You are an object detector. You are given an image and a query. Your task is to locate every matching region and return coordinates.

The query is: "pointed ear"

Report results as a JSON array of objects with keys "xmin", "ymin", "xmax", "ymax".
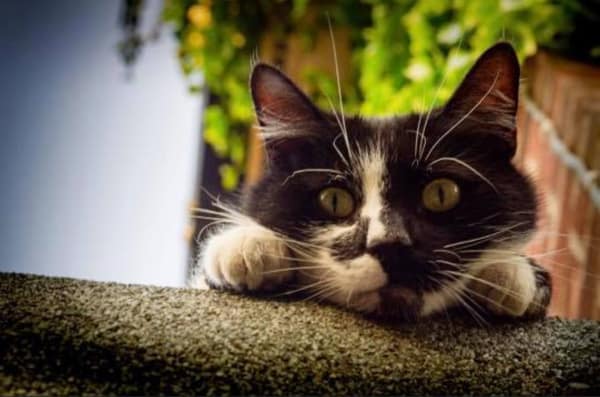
[
  {"xmin": 250, "ymin": 63, "xmax": 324, "ymax": 127},
  {"xmin": 443, "ymin": 42, "xmax": 520, "ymax": 156},
  {"xmin": 250, "ymin": 64, "xmax": 329, "ymax": 170}
]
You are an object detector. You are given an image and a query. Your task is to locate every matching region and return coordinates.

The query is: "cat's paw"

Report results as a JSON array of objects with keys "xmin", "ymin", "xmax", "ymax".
[
  {"xmin": 468, "ymin": 256, "xmax": 539, "ymax": 317},
  {"xmin": 198, "ymin": 225, "xmax": 294, "ymax": 291}
]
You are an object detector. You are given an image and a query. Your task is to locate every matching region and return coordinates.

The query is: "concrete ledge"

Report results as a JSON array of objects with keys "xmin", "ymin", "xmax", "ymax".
[{"xmin": 1, "ymin": 272, "xmax": 598, "ymax": 395}]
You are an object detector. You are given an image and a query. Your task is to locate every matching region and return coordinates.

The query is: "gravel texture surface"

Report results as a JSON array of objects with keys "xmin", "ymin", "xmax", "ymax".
[{"xmin": 1, "ymin": 272, "xmax": 599, "ymax": 395}]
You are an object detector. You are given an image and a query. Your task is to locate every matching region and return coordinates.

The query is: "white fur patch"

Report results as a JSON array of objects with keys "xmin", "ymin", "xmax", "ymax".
[
  {"xmin": 468, "ymin": 252, "xmax": 537, "ymax": 317},
  {"xmin": 421, "ymin": 242, "xmax": 536, "ymax": 317},
  {"xmin": 296, "ymin": 250, "xmax": 387, "ymax": 313},
  {"xmin": 421, "ymin": 278, "xmax": 467, "ymax": 316},
  {"xmin": 194, "ymin": 223, "xmax": 294, "ymax": 291},
  {"xmin": 315, "ymin": 223, "xmax": 357, "ymax": 242},
  {"xmin": 357, "ymin": 149, "xmax": 387, "ymax": 247}
]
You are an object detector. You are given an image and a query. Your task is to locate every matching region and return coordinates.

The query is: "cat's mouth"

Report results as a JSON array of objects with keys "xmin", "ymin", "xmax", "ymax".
[
  {"xmin": 320, "ymin": 252, "xmax": 444, "ymax": 318},
  {"xmin": 372, "ymin": 285, "xmax": 423, "ymax": 320},
  {"xmin": 373, "ymin": 251, "xmax": 441, "ymax": 291}
]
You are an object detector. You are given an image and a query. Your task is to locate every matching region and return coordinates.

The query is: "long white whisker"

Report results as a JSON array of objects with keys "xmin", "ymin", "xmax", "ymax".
[
  {"xmin": 430, "ymin": 276, "xmax": 487, "ymax": 326},
  {"xmin": 282, "ymin": 168, "xmax": 345, "ymax": 186},
  {"xmin": 197, "ymin": 220, "xmax": 231, "ymax": 241},
  {"xmin": 197, "ymin": 205, "xmax": 337, "ymax": 257},
  {"xmin": 444, "ymin": 222, "xmax": 528, "ymax": 248},
  {"xmin": 327, "ymin": 15, "xmax": 352, "ymax": 163},
  {"xmin": 424, "ymin": 72, "xmax": 500, "ymax": 161},
  {"xmin": 274, "ymin": 278, "xmax": 335, "ymax": 297},
  {"xmin": 440, "ymin": 269, "xmax": 544, "ymax": 306},
  {"xmin": 302, "ymin": 284, "xmax": 340, "ymax": 303},
  {"xmin": 260, "ymin": 264, "xmax": 330, "ymax": 274},
  {"xmin": 412, "ymin": 95, "xmax": 426, "ymax": 166},
  {"xmin": 189, "ymin": 215, "xmax": 233, "ymax": 222},
  {"xmin": 419, "ymin": 64, "xmax": 450, "ymax": 161},
  {"xmin": 192, "ymin": 207, "xmax": 240, "ymax": 221},
  {"xmin": 427, "ymin": 157, "xmax": 498, "ymax": 192},
  {"xmin": 433, "ymin": 248, "xmax": 462, "ymax": 261},
  {"xmin": 325, "ymin": 96, "xmax": 351, "ymax": 167},
  {"xmin": 453, "ymin": 289, "xmax": 489, "ymax": 327},
  {"xmin": 541, "ymin": 258, "xmax": 600, "ymax": 281}
]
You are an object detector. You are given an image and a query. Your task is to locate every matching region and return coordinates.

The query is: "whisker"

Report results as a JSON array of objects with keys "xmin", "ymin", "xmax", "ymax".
[
  {"xmin": 332, "ymin": 132, "xmax": 351, "ymax": 167},
  {"xmin": 433, "ymin": 248, "xmax": 463, "ymax": 261},
  {"xmin": 327, "ymin": 15, "xmax": 353, "ymax": 164},
  {"xmin": 191, "ymin": 207, "xmax": 240, "ymax": 221},
  {"xmin": 440, "ymin": 269, "xmax": 546, "ymax": 307},
  {"xmin": 325, "ymin": 96, "xmax": 351, "ymax": 167},
  {"xmin": 260, "ymin": 264, "xmax": 330, "ymax": 274},
  {"xmin": 189, "ymin": 215, "xmax": 233, "ymax": 222},
  {"xmin": 424, "ymin": 71, "xmax": 500, "ymax": 161},
  {"xmin": 463, "ymin": 284, "xmax": 547, "ymax": 313},
  {"xmin": 195, "ymin": 204, "xmax": 338, "ymax": 260},
  {"xmin": 419, "ymin": 62, "xmax": 450, "ymax": 161},
  {"xmin": 431, "ymin": 276, "xmax": 488, "ymax": 326},
  {"xmin": 302, "ymin": 284, "xmax": 340, "ymax": 303},
  {"xmin": 427, "ymin": 157, "xmax": 498, "ymax": 193},
  {"xmin": 541, "ymin": 258, "xmax": 600, "ymax": 281},
  {"xmin": 198, "ymin": 185, "xmax": 221, "ymax": 204},
  {"xmin": 273, "ymin": 278, "xmax": 335, "ymax": 297},
  {"xmin": 412, "ymin": 95, "xmax": 426, "ymax": 166},
  {"xmin": 458, "ymin": 247, "xmax": 569, "ymax": 260},
  {"xmin": 444, "ymin": 222, "xmax": 528, "ymax": 249},
  {"xmin": 282, "ymin": 168, "xmax": 345, "ymax": 186},
  {"xmin": 197, "ymin": 219, "xmax": 231, "ymax": 241},
  {"xmin": 529, "ymin": 231, "xmax": 600, "ymax": 243}
]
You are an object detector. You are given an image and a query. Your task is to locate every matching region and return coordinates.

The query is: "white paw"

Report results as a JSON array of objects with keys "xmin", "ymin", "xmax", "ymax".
[
  {"xmin": 198, "ymin": 225, "xmax": 294, "ymax": 291},
  {"xmin": 468, "ymin": 256, "xmax": 537, "ymax": 317}
]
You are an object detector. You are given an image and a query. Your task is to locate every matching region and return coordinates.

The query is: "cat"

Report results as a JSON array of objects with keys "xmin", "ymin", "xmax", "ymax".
[{"xmin": 191, "ymin": 42, "xmax": 552, "ymax": 321}]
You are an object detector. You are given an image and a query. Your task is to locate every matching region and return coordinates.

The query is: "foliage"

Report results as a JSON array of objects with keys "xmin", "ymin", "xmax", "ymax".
[{"xmin": 162, "ymin": 0, "xmax": 595, "ymax": 190}]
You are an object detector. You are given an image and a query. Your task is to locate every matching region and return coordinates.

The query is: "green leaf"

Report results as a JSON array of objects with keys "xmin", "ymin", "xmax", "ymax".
[
  {"xmin": 219, "ymin": 164, "xmax": 240, "ymax": 191},
  {"xmin": 162, "ymin": 0, "xmax": 594, "ymax": 190}
]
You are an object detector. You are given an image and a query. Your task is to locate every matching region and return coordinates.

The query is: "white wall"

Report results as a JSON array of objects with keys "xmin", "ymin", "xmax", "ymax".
[{"xmin": 0, "ymin": 0, "xmax": 203, "ymax": 287}]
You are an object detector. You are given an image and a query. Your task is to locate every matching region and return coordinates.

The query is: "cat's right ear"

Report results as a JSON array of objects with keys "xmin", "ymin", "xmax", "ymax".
[
  {"xmin": 250, "ymin": 63, "xmax": 325, "ymax": 128},
  {"xmin": 250, "ymin": 64, "xmax": 327, "ymax": 169}
]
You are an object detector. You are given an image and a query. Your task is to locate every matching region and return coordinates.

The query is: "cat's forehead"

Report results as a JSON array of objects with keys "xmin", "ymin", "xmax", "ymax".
[{"xmin": 340, "ymin": 113, "xmax": 434, "ymax": 163}]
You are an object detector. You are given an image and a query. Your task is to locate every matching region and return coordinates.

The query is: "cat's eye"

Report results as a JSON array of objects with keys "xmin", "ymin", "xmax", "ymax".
[
  {"xmin": 318, "ymin": 187, "xmax": 355, "ymax": 218},
  {"xmin": 422, "ymin": 178, "xmax": 460, "ymax": 212}
]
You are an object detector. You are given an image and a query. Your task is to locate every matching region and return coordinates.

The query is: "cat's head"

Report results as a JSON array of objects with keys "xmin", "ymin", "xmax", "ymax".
[{"xmin": 244, "ymin": 43, "xmax": 537, "ymax": 319}]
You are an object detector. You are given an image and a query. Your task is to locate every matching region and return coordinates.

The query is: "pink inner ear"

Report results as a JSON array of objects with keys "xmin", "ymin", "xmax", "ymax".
[
  {"xmin": 255, "ymin": 78, "xmax": 304, "ymax": 121},
  {"xmin": 251, "ymin": 64, "xmax": 320, "ymax": 125},
  {"xmin": 447, "ymin": 43, "xmax": 520, "ymax": 115},
  {"xmin": 471, "ymin": 58, "xmax": 518, "ymax": 110}
]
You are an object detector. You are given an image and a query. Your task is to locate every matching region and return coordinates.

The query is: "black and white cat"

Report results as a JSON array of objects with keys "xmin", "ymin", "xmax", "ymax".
[{"xmin": 192, "ymin": 43, "xmax": 551, "ymax": 321}]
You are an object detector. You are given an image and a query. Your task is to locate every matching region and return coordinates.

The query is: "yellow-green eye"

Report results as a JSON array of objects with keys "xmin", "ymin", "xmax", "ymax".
[
  {"xmin": 318, "ymin": 187, "xmax": 355, "ymax": 218},
  {"xmin": 422, "ymin": 178, "xmax": 460, "ymax": 212}
]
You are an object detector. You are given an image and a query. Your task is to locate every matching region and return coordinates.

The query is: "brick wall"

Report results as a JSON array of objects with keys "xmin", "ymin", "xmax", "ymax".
[{"xmin": 517, "ymin": 50, "xmax": 600, "ymax": 320}]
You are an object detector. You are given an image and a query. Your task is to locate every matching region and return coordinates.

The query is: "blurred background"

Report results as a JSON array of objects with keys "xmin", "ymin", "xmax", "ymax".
[{"xmin": 0, "ymin": 0, "xmax": 598, "ymax": 318}]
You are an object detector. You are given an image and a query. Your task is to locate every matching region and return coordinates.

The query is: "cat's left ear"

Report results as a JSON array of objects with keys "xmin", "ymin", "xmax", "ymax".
[{"xmin": 443, "ymin": 42, "xmax": 520, "ymax": 157}]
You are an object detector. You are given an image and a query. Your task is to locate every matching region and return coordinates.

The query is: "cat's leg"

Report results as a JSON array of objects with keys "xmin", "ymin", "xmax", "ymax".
[
  {"xmin": 191, "ymin": 224, "xmax": 295, "ymax": 292},
  {"xmin": 467, "ymin": 256, "xmax": 552, "ymax": 318}
]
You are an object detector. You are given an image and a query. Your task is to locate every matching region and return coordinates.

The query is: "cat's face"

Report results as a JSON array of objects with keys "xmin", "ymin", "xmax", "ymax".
[{"xmin": 244, "ymin": 43, "xmax": 537, "ymax": 319}]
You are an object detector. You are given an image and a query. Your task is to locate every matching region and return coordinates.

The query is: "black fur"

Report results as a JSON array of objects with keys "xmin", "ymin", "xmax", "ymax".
[{"xmin": 238, "ymin": 43, "xmax": 551, "ymax": 318}]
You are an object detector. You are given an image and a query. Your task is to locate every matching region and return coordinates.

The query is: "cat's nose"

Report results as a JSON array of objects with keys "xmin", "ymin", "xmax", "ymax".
[
  {"xmin": 365, "ymin": 211, "xmax": 412, "ymax": 250},
  {"xmin": 366, "ymin": 239, "xmax": 418, "ymax": 285},
  {"xmin": 366, "ymin": 236, "xmax": 420, "ymax": 286},
  {"xmin": 366, "ymin": 228, "xmax": 412, "ymax": 252},
  {"xmin": 366, "ymin": 232, "xmax": 412, "ymax": 254},
  {"xmin": 365, "ymin": 217, "xmax": 413, "ymax": 266}
]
